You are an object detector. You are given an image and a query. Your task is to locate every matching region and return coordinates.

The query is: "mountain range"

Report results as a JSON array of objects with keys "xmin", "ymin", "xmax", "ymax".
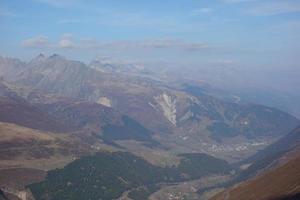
[
  {"xmin": 1, "ymin": 55, "xmax": 298, "ymax": 157},
  {"xmin": 0, "ymin": 54, "xmax": 299, "ymax": 200}
]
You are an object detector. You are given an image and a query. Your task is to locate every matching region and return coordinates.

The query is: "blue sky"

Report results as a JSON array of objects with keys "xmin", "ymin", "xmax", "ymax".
[{"xmin": 0, "ymin": 0, "xmax": 300, "ymax": 69}]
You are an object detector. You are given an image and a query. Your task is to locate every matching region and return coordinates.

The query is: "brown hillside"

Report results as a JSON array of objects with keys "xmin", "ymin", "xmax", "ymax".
[
  {"xmin": 211, "ymin": 153, "xmax": 300, "ymax": 200},
  {"xmin": 0, "ymin": 122, "xmax": 88, "ymax": 170},
  {"xmin": 0, "ymin": 82, "xmax": 69, "ymax": 133}
]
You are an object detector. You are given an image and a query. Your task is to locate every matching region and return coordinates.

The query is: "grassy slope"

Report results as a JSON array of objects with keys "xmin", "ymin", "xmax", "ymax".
[
  {"xmin": 0, "ymin": 122, "xmax": 88, "ymax": 171},
  {"xmin": 211, "ymin": 153, "xmax": 300, "ymax": 200},
  {"xmin": 234, "ymin": 126, "xmax": 300, "ymax": 182}
]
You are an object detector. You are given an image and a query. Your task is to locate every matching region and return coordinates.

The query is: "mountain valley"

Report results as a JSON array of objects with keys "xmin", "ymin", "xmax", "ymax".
[{"xmin": 0, "ymin": 55, "xmax": 299, "ymax": 200}]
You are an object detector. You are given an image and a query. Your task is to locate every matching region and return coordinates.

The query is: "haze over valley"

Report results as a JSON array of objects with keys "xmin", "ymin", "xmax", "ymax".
[{"xmin": 0, "ymin": 0, "xmax": 300, "ymax": 200}]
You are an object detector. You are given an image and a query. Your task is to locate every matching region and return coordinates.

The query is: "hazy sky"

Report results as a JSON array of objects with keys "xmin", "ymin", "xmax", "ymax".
[{"xmin": 0, "ymin": 0, "xmax": 300, "ymax": 69}]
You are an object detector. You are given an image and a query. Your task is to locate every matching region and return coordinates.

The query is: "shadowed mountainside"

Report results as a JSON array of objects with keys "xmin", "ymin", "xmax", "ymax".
[
  {"xmin": 0, "ymin": 81, "xmax": 69, "ymax": 133},
  {"xmin": 28, "ymin": 152, "xmax": 231, "ymax": 200}
]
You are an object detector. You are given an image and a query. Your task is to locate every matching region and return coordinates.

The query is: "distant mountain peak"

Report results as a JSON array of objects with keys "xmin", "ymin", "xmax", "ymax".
[
  {"xmin": 37, "ymin": 53, "xmax": 45, "ymax": 58},
  {"xmin": 30, "ymin": 53, "xmax": 46, "ymax": 63},
  {"xmin": 48, "ymin": 53, "xmax": 64, "ymax": 60}
]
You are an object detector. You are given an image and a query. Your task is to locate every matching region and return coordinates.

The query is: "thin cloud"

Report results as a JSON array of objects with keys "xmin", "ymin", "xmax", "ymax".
[
  {"xmin": 61, "ymin": 33, "xmax": 73, "ymax": 39},
  {"xmin": 191, "ymin": 8, "xmax": 215, "ymax": 16},
  {"xmin": 21, "ymin": 34, "xmax": 75, "ymax": 49},
  {"xmin": 97, "ymin": 13, "xmax": 178, "ymax": 30},
  {"xmin": 247, "ymin": 1, "xmax": 300, "ymax": 16},
  {"xmin": 222, "ymin": 0, "xmax": 300, "ymax": 16},
  {"xmin": 0, "ymin": 9, "xmax": 16, "ymax": 17},
  {"xmin": 80, "ymin": 39, "xmax": 211, "ymax": 52},
  {"xmin": 222, "ymin": 0, "xmax": 257, "ymax": 3},
  {"xmin": 57, "ymin": 39, "xmax": 74, "ymax": 49},
  {"xmin": 21, "ymin": 36, "xmax": 49, "ymax": 48},
  {"xmin": 21, "ymin": 35, "xmax": 212, "ymax": 52},
  {"xmin": 57, "ymin": 33, "xmax": 75, "ymax": 48},
  {"xmin": 32, "ymin": 0, "xmax": 81, "ymax": 7},
  {"xmin": 215, "ymin": 59, "xmax": 236, "ymax": 65},
  {"xmin": 57, "ymin": 19, "xmax": 87, "ymax": 24}
]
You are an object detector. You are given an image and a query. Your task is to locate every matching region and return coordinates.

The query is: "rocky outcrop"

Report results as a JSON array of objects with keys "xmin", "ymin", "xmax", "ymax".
[
  {"xmin": 97, "ymin": 97, "xmax": 112, "ymax": 107},
  {"xmin": 154, "ymin": 93, "xmax": 177, "ymax": 125}
]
